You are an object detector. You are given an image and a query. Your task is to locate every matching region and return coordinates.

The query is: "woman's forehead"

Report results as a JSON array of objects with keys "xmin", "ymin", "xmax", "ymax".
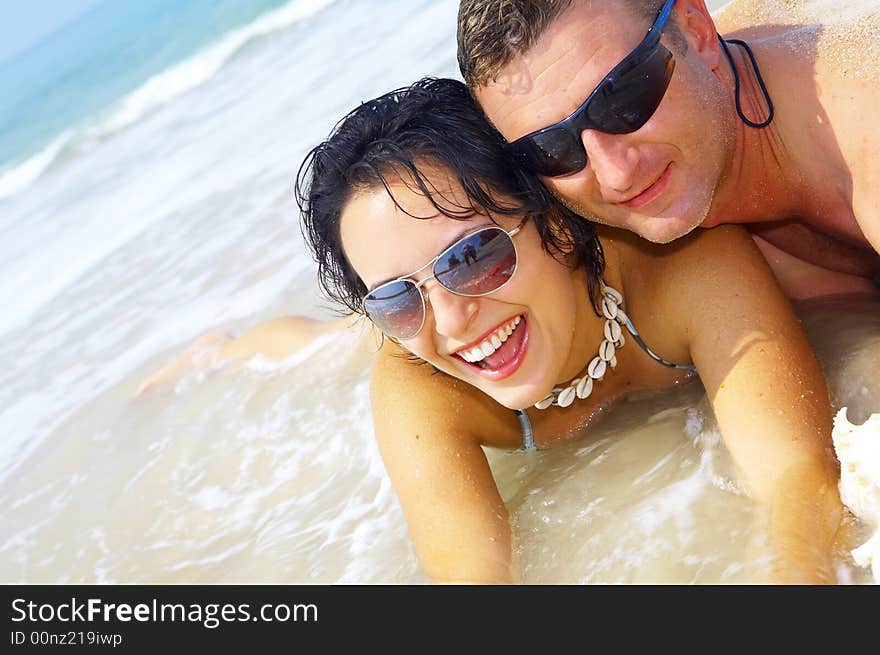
[
  {"xmin": 339, "ymin": 182, "xmax": 494, "ymax": 287},
  {"xmin": 384, "ymin": 163, "xmax": 473, "ymax": 213}
]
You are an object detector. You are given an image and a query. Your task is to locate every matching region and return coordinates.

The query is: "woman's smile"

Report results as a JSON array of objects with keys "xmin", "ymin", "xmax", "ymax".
[
  {"xmin": 341, "ymin": 183, "xmax": 586, "ymax": 408},
  {"xmin": 450, "ymin": 313, "xmax": 530, "ymax": 381}
]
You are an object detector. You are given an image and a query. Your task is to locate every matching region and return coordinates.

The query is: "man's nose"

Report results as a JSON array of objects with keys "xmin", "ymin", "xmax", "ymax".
[
  {"xmin": 423, "ymin": 281, "xmax": 479, "ymax": 337},
  {"xmin": 581, "ymin": 129, "xmax": 640, "ymax": 197}
]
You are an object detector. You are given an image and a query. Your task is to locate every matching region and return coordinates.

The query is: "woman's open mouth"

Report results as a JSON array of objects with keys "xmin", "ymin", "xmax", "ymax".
[{"xmin": 452, "ymin": 314, "xmax": 529, "ymax": 381}]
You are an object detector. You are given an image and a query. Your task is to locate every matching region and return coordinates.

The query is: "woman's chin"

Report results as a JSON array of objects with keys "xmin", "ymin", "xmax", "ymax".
[{"xmin": 479, "ymin": 384, "xmax": 548, "ymax": 412}]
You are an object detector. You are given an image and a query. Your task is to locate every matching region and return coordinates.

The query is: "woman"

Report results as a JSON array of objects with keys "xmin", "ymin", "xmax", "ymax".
[
  {"xmin": 139, "ymin": 76, "xmax": 847, "ymax": 583},
  {"xmin": 293, "ymin": 77, "xmax": 843, "ymax": 584}
]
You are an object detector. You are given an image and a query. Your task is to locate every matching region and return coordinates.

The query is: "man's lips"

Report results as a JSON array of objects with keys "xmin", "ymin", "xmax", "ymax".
[{"xmin": 621, "ymin": 163, "xmax": 672, "ymax": 209}]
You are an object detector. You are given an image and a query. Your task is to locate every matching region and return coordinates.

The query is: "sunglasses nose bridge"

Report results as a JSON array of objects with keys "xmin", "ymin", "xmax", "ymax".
[{"xmin": 413, "ymin": 272, "xmax": 437, "ymax": 291}]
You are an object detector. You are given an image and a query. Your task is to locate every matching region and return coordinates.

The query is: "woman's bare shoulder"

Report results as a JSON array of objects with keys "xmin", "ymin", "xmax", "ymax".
[
  {"xmin": 370, "ymin": 343, "xmax": 524, "ymax": 450},
  {"xmin": 605, "ymin": 224, "xmax": 757, "ymax": 292}
]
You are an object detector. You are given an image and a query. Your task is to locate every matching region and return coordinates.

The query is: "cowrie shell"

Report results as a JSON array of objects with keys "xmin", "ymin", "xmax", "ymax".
[
  {"xmin": 602, "ymin": 297, "xmax": 618, "ymax": 320},
  {"xmin": 557, "ymin": 386, "xmax": 576, "ymax": 408},
  {"xmin": 535, "ymin": 394, "xmax": 555, "ymax": 410},
  {"xmin": 576, "ymin": 376, "xmax": 593, "ymax": 399},
  {"xmin": 588, "ymin": 356, "xmax": 606, "ymax": 380},
  {"xmin": 533, "ymin": 285, "xmax": 630, "ymax": 410},
  {"xmin": 604, "ymin": 319, "xmax": 621, "ymax": 343},
  {"xmin": 604, "ymin": 286, "xmax": 623, "ymax": 304}
]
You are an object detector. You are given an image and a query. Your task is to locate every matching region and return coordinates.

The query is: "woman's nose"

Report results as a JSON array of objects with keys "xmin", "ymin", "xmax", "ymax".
[{"xmin": 423, "ymin": 282, "xmax": 479, "ymax": 338}]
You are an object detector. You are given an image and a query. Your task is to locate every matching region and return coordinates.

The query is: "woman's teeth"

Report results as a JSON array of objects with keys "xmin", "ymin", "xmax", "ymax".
[{"xmin": 459, "ymin": 316, "xmax": 521, "ymax": 364}]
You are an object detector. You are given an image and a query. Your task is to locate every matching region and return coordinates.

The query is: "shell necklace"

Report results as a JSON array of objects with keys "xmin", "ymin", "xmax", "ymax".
[{"xmin": 533, "ymin": 282, "xmax": 627, "ymax": 410}]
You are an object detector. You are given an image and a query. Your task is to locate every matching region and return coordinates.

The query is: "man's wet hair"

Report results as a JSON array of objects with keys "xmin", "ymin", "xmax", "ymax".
[
  {"xmin": 295, "ymin": 76, "xmax": 604, "ymax": 316},
  {"xmin": 457, "ymin": 0, "xmax": 686, "ymax": 88}
]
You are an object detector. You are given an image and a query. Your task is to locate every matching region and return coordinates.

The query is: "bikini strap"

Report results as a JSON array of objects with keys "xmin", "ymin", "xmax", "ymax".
[
  {"xmin": 513, "ymin": 280, "xmax": 694, "ymax": 451},
  {"xmin": 622, "ymin": 316, "xmax": 697, "ymax": 372},
  {"xmin": 515, "ymin": 408, "xmax": 536, "ymax": 452},
  {"xmin": 600, "ymin": 275, "xmax": 696, "ymax": 372}
]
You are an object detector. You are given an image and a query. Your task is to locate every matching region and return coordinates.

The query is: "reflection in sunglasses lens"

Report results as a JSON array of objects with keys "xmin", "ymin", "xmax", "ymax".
[
  {"xmin": 363, "ymin": 228, "xmax": 518, "ymax": 339},
  {"xmin": 530, "ymin": 131, "xmax": 586, "ymax": 176},
  {"xmin": 438, "ymin": 229, "xmax": 516, "ymax": 295},
  {"xmin": 364, "ymin": 280, "xmax": 424, "ymax": 339}
]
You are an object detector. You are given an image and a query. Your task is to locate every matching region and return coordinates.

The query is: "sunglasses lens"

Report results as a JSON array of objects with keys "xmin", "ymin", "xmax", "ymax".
[
  {"xmin": 363, "ymin": 280, "xmax": 424, "ymax": 339},
  {"xmin": 435, "ymin": 228, "xmax": 517, "ymax": 296},
  {"xmin": 588, "ymin": 45, "xmax": 674, "ymax": 134},
  {"xmin": 511, "ymin": 129, "xmax": 587, "ymax": 177},
  {"xmin": 511, "ymin": 45, "xmax": 674, "ymax": 177}
]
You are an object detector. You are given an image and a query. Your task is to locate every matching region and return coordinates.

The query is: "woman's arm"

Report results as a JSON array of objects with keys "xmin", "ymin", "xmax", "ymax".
[
  {"xmin": 650, "ymin": 225, "xmax": 844, "ymax": 583},
  {"xmin": 370, "ymin": 343, "xmax": 519, "ymax": 583}
]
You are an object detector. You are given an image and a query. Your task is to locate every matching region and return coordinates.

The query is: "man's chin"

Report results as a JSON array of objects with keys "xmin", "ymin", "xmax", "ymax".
[
  {"xmin": 636, "ymin": 220, "xmax": 698, "ymax": 244},
  {"xmin": 628, "ymin": 206, "xmax": 711, "ymax": 244},
  {"xmin": 552, "ymin": 194, "xmax": 699, "ymax": 244}
]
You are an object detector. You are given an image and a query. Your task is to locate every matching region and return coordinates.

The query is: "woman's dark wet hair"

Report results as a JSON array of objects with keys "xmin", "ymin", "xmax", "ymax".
[{"xmin": 295, "ymin": 76, "xmax": 604, "ymax": 317}]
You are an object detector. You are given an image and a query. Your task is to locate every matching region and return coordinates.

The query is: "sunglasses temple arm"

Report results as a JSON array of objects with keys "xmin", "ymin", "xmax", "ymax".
[{"xmin": 645, "ymin": 0, "xmax": 676, "ymax": 47}]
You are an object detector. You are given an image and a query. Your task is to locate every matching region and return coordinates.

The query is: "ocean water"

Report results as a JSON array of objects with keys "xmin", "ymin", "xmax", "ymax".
[{"xmin": 0, "ymin": 0, "xmax": 876, "ymax": 584}]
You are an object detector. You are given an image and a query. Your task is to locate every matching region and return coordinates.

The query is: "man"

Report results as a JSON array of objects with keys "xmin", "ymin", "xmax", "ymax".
[{"xmin": 458, "ymin": 0, "xmax": 880, "ymax": 299}]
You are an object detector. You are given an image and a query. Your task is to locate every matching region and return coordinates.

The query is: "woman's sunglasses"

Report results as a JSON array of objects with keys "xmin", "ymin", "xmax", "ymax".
[
  {"xmin": 508, "ymin": 0, "xmax": 677, "ymax": 178},
  {"xmin": 362, "ymin": 220, "xmax": 525, "ymax": 340}
]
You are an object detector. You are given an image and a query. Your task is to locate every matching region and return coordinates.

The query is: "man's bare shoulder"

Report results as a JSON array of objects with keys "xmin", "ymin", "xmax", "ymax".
[
  {"xmin": 712, "ymin": 0, "xmax": 880, "ymax": 60},
  {"xmin": 713, "ymin": 0, "xmax": 802, "ymax": 34},
  {"xmin": 713, "ymin": 0, "xmax": 876, "ymax": 34},
  {"xmin": 715, "ymin": 0, "xmax": 880, "ymax": 76}
]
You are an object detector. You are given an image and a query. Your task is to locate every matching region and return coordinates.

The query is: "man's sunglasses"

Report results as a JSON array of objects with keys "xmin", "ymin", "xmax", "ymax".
[
  {"xmin": 508, "ymin": 0, "xmax": 676, "ymax": 178},
  {"xmin": 362, "ymin": 220, "xmax": 525, "ymax": 340}
]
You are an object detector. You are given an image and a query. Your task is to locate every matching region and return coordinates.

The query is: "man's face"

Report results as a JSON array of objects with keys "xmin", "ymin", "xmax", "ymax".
[{"xmin": 475, "ymin": 1, "xmax": 732, "ymax": 243}]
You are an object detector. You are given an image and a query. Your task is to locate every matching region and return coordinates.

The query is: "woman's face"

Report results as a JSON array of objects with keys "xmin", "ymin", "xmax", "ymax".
[{"xmin": 339, "ymin": 168, "xmax": 594, "ymax": 409}]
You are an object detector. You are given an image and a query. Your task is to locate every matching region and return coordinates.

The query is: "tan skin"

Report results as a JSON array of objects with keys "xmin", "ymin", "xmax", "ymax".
[
  {"xmin": 131, "ymin": 0, "xmax": 877, "ymax": 583},
  {"xmin": 473, "ymin": 0, "xmax": 880, "ymax": 291},
  {"xmin": 341, "ymin": 172, "xmax": 842, "ymax": 585},
  {"xmin": 136, "ymin": 315, "xmax": 357, "ymax": 394},
  {"xmin": 136, "ymin": 170, "xmax": 847, "ymax": 583}
]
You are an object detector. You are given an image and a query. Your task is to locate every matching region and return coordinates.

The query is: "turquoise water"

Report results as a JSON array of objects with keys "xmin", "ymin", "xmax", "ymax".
[{"xmin": 0, "ymin": 0, "xmax": 289, "ymax": 171}]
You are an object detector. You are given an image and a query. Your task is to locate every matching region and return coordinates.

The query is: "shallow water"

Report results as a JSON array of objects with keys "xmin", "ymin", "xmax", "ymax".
[
  {"xmin": 0, "ymin": 0, "xmax": 877, "ymax": 584},
  {"xmin": 1, "ymin": 298, "xmax": 877, "ymax": 584}
]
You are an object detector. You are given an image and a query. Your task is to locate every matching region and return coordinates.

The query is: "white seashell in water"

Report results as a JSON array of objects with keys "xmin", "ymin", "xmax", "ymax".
[
  {"xmin": 604, "ymin": 286, "xmax": 623, "ymax": 304},
  {"xmin": 557, "ymin": 386, "xmax": 576, "ymax": 407},
  {"xmin": 576, "ymin": 376, "xmax": 593, "ymax": 399},
  {"xmin": 604, "ymin": 319, "xmax": 621, "ymax": 343},
  {"xmin": 535, "ymin": 394, "xmax": 555, "ymax": 410},
  {"xmin": 832, "ymin": 407, "xmax": 880, "ymax": 583},
  {"xmin": 601, "ymin": 297, "xmax": 618, "ymax": 320},
  {"xmin": 588, "ymin": 356, "xmax": 606, "ymax": 380},
  {"xmin": 599, "ymin": 340, "xmax": 615, "ymax": 362}
]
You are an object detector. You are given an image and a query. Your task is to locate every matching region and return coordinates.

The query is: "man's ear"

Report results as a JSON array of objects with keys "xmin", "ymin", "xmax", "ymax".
[{"xmin": 673, "ymin": 0, "xmax": 723, "ymax": 71}]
